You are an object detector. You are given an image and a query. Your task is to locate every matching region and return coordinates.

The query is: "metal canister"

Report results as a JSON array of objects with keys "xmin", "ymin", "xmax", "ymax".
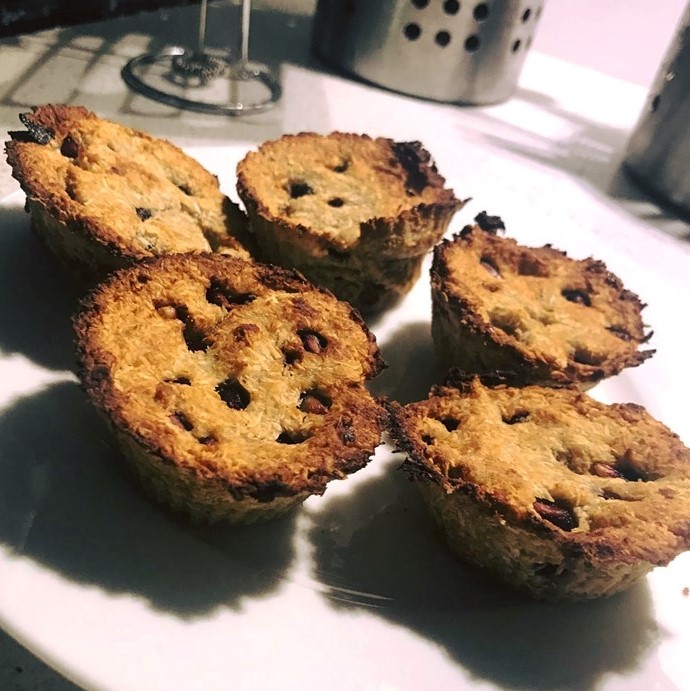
[
  {"xmin": 624, "ymin": 4, "xmax": 690, "ymax": 216},
  {"xmin": 312, "ymin": 0, "xmax": 545, "ymax": 105}
]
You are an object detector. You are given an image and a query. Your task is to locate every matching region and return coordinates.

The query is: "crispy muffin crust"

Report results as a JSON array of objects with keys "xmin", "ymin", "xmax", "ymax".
[
  {"xmin": 387, "ymin": 377, "xmax": 690, "ymax": 600},
  {"xmin": 74, "ymin": 254, "xmax": 387, "ymax": 524},
  {"xmin": 431, "ymin": 214, "xmax": 654, "ymax": 387},
  {"xmin": 236, "ymin": 132, "xmax": 465, "ymax": 313},
  {"xmin": 5, "ymin": 105, "xmax": 251, "ymax": 284}
]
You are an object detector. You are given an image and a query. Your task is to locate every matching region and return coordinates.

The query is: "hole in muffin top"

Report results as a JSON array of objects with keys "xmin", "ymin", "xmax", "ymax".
[
  {"xmin": 533, "ymin": 498, "xmax": 577, "ymax": 531},
  {"xmin": 276, "ymin": 430, "xmax": 310, "ymax": 444},
  {"xmin": 572, "ymin": 347, "xmax": 606, "ymax": 366},
  {"xmin": 215, "ymin": 378, "xmax": 251, "ymax": 410},
  {"xmin": 502, "ymin": 411, "xmax": 530, "ymax": 424},
  {"xmin": 437, "ymin": 417, "xmax": 460, "ymax": 432},
  {"xmin": 206, "ymin": 278, "xmax": 256, "ymax": 310},
  {"xmin": 288, "ymin": 180, "xmax": 314, "ymax": 199},
  {"xmin": 298, "ymin": 329, "xmax": 328, "ymax": 353},
  {"xmin": 562, "ymin": 288, "xmax": 592, "ymax": 306},
  {"xmin": 170, "ymin": 411, "xmax": 194, "ymax": 431},
  {"xmin": 299, "ymin": 390, "xmax": 332, "ymax": 414},
  {"xmin": 480, "ymin": 256, "xmax": 501, "ymax": 278}
]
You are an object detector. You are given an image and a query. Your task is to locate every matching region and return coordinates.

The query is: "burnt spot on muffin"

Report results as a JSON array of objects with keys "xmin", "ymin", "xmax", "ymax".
[
  {"xmin": 136, "ymin": 207, "xmax": 152, "ymax": 221},
  {"xmin": 215, "ymin": 378, "xmax": 251, "ymax": 410},
  {"xmin": 18, "ymin": 112, "xmax": 54, "ymax": 145},
  {"xmin": 327, "ymin": 197, "xmax": 345, "ymax": 208},
  {"xmin": 391, "ymin": 140, "xmax": 431, "ymax": 194},
  {"xmin": 606, "ymin": 325, "xmax": 632, "ymax": 341},
  {"xmin": 336, "ymin": 415, "xmax": 356, "ymax": 444},
  {"xmin": 232, "ymin": 323, "xmax": 260, "ymax": 346},
  {"xmin": 571, "ymin": 346, "xmax": 606, "ymax": 366},
  {"xmin": 475, "ymin": 211, "xmax": 505, "ymax": 233},
  {"xmin": 332, "ymin": 159, "xmax": 349, "ymax": 173},
  {"xmin": 60, "ymin": 135, "xmax": 79, "ymax": 158}
]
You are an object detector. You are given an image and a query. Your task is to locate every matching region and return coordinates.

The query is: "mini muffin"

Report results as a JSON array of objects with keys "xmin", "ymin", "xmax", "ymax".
[
  {"xmin": 74, "ymin": 254, "xmax": 387, "ymax": 524},
  {"xmin": 5, "ymin": 105, "xmax": 251, "ymax": 285},
  {"xmin": 431, "ymin": 213, "xmax": 654, "ymax": 387},
  {"xmin": 236, "ymin": 132, "xmax": 465, "ymax": 313},
  {"xmin": 387, "ymin": 376, "xmax": 690, "ymax": 600}
]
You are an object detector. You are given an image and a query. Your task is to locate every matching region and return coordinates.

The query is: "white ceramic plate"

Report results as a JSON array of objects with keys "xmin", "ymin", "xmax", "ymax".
[{"xmin": 1, "ymin": 142, "xmax": 689, "ymax": 691}]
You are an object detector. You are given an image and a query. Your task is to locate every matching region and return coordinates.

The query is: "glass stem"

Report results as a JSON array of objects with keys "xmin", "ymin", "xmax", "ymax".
[
  {"xmin": 197, "ymin": 0, "xmax": 208, "ymax": 54},
  {"xmin": 240, "ymin": 0, "xmax": 251, "ymax": 68}
]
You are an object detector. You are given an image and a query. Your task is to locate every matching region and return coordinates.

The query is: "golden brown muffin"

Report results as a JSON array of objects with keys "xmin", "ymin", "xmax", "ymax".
[
  {"xmin": 430, "ymin": 212, "xmax": 654, "ymax": 387},
  {"xmin": 236, "ymin": 132, "xmax": 465, "ymax": 313},
  {"xmin": 74, "ymin": 254, "xmax": 387, "ymax": 524},
  {"xmin": 5, "ymin": 105, "xmax": 251, "ymax": 285},
  {"xmin": 387, "ymin": 376, "xmax": 690, "ymax": 600}
]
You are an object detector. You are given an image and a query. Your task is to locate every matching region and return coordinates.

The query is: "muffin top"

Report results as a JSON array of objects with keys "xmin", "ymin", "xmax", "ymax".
[
  {"xmin": 431, "ymin": 214, "xmax": 654, "ymax": 386},
  {"xmin": 5, "ymin": 104, "xmax": 250, "ymax": 262},
  {"xmin": 236, "ymin": 132, "xmax": 463, "ymax": 252},
  {"xmin": 74, "ymin": 254, "xmax": 387, "ymax": 502},
  {"xmin": 388, "ymin": 376, "xmax": 690, "ymax": 566}
]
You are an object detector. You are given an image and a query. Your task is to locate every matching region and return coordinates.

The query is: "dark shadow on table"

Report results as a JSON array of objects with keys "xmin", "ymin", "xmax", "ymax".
[
  {"xmin": 0, "ymin": 382, "xmax": 296, "ymax": 617},
  {"xmin": 0, "ymin": 200, "xmax": 80, "ymax": 371},
  {"xmin": 308, "ymin": 456, "xmax": 659, "ymax": 690}
]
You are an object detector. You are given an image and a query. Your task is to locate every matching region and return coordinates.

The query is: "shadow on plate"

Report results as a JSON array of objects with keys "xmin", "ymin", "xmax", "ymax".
[
  {"xmin": 0, "ymin": 382, "xmax": 296, "ymax": 617},
  {"xmin": 0, "ymin": 200, "xmax": 81, "ymax": 371},
  {"xmin": 308, "ymin": 455, "xmax": 659, "ymax": 690},
  {"xmin": 367, "ymin": 320, "xmax": 443, "ymax": 405}
]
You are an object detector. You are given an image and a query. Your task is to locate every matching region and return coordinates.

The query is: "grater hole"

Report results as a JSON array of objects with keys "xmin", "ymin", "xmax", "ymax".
[
  {"xmin": 522, "ymin": 8, "xmax": 532, "ymax": 22},
  {"xmin": 512, "ymin": 39, "xmax": 522, "ymax": 52},
  {"xmin": 435, "ymin": 31, "xmax": 451, "ymax": 47},
  {"xmin": 444, "ymin": 0, "xmax": 460, "ymax": 14},
  {"xmin": 411, "ymin": 0, "xmax": 429, "ymax": 7},
  {"xmin": 473, "ymin": 3, "xmax": 489, "ymax": 20},
  {"xmin": 404, "ymin": 23, "xmax": 422, "ymax": 40},
  {"xmin": 465, "ymin": 35, "xmax": 481, "ymax": 52},
  {"xmin": 650, "ymin": 95, "xmax": 661, "ymax": 112}
]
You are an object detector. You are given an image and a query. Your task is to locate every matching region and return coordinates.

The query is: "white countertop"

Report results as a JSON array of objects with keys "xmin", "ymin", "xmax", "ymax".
[{"xmin": 1, "ymin": 1, "xmax": 689, "ymax": 689}]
